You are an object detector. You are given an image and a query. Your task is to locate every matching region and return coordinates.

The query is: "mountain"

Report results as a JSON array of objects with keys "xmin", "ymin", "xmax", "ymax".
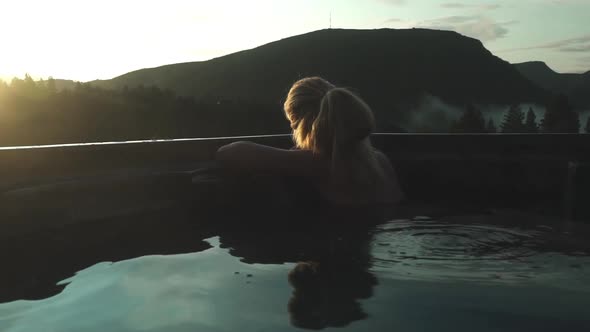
[
  {"xmin": 93, "ymin": 29, "xmax": 548, "ymax": 118},
  {"xmin": 514, "ymin": 61, "xmax": 590, "ymax": 109}
]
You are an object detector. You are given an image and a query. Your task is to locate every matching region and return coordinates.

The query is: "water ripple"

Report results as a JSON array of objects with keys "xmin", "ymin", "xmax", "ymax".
[{"xmin": 370, "ymin": 218, "xmax": 590, "ymax": 289}]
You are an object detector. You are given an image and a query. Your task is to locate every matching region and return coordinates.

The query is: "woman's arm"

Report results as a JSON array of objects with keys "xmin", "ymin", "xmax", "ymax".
[{"xmin": 216, "ymin": 141, "xmax": 328, "ymax": 177}]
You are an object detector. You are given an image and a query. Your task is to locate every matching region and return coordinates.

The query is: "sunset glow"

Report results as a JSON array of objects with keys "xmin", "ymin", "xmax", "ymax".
[{"xmin": 1, "ymin": 0, "xmax": 589, "ymax": 81}]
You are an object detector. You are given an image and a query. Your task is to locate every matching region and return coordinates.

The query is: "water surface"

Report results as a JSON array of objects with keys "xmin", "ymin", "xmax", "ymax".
[{"xmin": 1, "ymin": 210, "xmax": 589, "ymax": 331}]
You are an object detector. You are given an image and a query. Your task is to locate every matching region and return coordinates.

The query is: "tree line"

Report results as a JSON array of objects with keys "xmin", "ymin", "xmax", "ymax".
[
  {"xmin": 0, "ymin": 75, "xmax": 289, "ymax": 146},
  {"xmin": 451, "ymin": 94, "xmax": 587, "ymax": 134},
  {"xmin": 1, "ymin": 75, "xmax": 588, "ymax": 146}
]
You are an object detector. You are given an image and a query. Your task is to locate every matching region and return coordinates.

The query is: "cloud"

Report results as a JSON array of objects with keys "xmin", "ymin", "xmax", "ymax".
[
  {"xmin": 560, "ymin": 45, "xmax": 590, "ymax": 53},
  {"xmin": 390, "ymin": 15, "xmax": 516, "ymax": 42},
  {"xmin": 434, "ymin": 15, "xmax": 479, "ymax": 23},
  {"xmin": 574, "ymin": 56, "xmax": 590, "ymax": 72},
  {"xmin": 379, "ymin": 0, "xmax": 406, "ymax": 5},
  {"xmin": 440, "ymin": 3, "xmax": 501, "ymax": 10},
  {"xmin": 383, "ymin": 16, "xmax": 514, "ymax": 41},
  {"xmin": 497, "ymin": 34, "xmax": 590, "ymax": 53},
  {"xmin": 544, "ymin": 0, "xmax": 589, "ymax": 4}
]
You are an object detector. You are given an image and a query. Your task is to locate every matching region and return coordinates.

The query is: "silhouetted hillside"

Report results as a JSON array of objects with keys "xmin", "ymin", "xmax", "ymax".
[
  {"xmin": 0, "ymin": 79, "xmax": 288, "ymax": 146},
  {"xmin": 94, "ymin": 29, "xmax": 548, "ymax": 116},
  {"xmin": 570, "ymin": 76, "xmax": 590, "ymax": 109},
  {"xmin": 52, "ymin": 79, "xmax": 78, "ymax": 91},
  {"xmin": 514, "ymin": 61, "xmax": 590, "ymax": 109}
]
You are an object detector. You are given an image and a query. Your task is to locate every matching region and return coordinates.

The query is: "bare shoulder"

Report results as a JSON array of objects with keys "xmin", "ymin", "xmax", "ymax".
[{"xmin": 216, "ymin": 141, "xmax": 328, "ymax": 176}]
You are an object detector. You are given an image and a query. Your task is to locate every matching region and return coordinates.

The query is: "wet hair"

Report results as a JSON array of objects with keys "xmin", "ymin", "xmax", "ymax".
[{"xmin": 284, "ymin": 77, "xmax": 383, "ymax": 190}]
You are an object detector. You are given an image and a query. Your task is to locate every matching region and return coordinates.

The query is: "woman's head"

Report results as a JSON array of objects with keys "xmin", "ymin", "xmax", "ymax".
[{"xmin": 284, "ymin": 77, "xmax": 375, "ymax": 156}]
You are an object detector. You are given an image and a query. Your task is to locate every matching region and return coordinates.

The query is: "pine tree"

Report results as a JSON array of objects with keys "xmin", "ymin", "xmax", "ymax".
[
  {"xmin": 486, "ymin": 118, "xmax": 497, "ymax": 133},
  {"xmin": 46, "ymin": 77, "xmax": 57, "ymax": 95},
  {"xmin": 501, "ymin": 105, "xmax": 525, "ymax": 133},
  {"xmin": 541, "ymin": 94, "xmax": 579, "ymax": 133},
  {"xmin": 524, "ymin": 107, "xmax": 538, "ymax": 133},
  {"xmin": 0, "ymin": 79, "xmax": 8, "ymax": 95},
  {"xmin": 452, "ymin": 104, "xmax": 486, "ymax": 133}
]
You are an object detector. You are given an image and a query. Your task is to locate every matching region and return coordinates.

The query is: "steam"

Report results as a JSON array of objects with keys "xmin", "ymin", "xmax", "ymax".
[
  {"xmin": 397, "ymin": 95, "xmax": 590, "ymax": 132},
  {"xmin": 401, "ymin": 95, "xmax": 462, "ymax": 133}
]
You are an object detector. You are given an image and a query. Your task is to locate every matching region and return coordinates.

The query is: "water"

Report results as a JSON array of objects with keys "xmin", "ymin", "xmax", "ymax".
[
  {"xmin": 1, "ymin": 210, "xmax": 589, "ymax": 331},
  {"xmin": 371, "ymin": 217, "xmax": 590, "ymax": 288}
]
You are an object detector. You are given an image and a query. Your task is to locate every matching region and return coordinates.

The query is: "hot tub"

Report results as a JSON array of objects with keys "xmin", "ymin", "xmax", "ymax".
[{"xmin": 1, "ymin": 134, "xmax": 589, "ymax": 331}]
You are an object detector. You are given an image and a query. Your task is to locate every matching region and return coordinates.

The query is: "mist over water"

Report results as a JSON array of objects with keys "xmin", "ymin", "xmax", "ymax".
[
  {"xmin": 401, "ymin": 95, "xmax": 462, "ymax": 133},
  {"xmin": 579, "ymin": 111, "xmax": 590, "ymax": 132}
]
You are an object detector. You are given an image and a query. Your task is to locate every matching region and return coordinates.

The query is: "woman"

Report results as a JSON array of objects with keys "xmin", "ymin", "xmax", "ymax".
[{"xmin": 216, "ymin": 77, "xmax": 402, "ymax": 207}]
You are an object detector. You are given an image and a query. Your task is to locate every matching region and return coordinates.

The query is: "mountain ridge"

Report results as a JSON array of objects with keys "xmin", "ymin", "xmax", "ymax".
[
  {"xmin": 514, "ymin": 61, "xmax": 590, "ymax": 109},
  {"xmin": 92, "ymin": 28, "xmax": 548, "ymax": 114}
]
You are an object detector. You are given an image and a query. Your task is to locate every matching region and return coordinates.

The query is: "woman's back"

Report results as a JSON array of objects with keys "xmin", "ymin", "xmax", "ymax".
[
  {"xmin": 216, "ymin": 76, "xmax": 403, "ymax": 208},
  {"xmin": 313, "ymin": 148, "xmax": 402, "ymax": 206}
]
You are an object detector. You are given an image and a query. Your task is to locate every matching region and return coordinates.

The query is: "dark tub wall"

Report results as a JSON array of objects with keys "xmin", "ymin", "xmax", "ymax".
[
  {"xmin": 372, "ymin": 134, "xmax": 590, "ymax": 219},
  {"xmin": 2, "ymin": 134, "xmax": 590, "ymax": 302},
  {"xmin": 0, "ymin": 135, "xmax": 294, "ymax": 187},
  {"xmin": 1, "ymin": 134, "xmax": 589, "ymax": 225},
  {"xmin": 2, "ymin": 133, "xmax": 588, "ymax": 181}
]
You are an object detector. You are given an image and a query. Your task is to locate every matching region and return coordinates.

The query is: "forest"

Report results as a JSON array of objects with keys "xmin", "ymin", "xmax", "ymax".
[
  {"xmin": 451, "ymin": 96, "xmax": 583, "ymax": 134},
  {"xmin": 0, "ymin": 75, "xmax": 288, "ymax": 146},
  {"xmin": 0, "ymin": 75, "xmax": 587, "ymax": 147}
]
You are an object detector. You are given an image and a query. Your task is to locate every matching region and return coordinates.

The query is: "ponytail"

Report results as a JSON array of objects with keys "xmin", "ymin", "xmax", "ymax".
[
  {"xmin": 314, "ymin": 88, "xmax": 374, "ymax": 154},
  {"xmin": 284, "ymin": 77, "xmax": 384, "ymax": 189},
  {"xmin": 313, "ymin": 88, "xmax": 382, "ymax": 187}
]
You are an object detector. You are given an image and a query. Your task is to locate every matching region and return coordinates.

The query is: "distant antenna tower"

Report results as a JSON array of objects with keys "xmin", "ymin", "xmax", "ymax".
[{"xmin": 329, "ymin": 11, "xmax": 332, "ymax": 29}]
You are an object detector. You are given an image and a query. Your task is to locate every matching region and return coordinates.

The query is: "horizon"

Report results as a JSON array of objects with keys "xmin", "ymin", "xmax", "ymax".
[
  {"xmin": 1, "ymin": 0, "xmax": 589, "ymax": 82},
  {"xmin": 2, "ymin": 28, "xmax": 588, "ymax": 84}
]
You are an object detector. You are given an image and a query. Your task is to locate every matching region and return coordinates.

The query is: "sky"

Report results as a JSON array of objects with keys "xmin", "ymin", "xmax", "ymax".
[{"xmin": 1, "ymin": 0, "xmax": 589, "ymax": 82}]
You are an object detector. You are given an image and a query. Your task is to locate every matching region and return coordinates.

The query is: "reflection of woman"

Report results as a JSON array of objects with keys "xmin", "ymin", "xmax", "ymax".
[
  {"xmin": 214, "ymin": 77, "xmax": 397, "ymax": 328},
  {"xmin": 287, "ymin": 228, "xmax": 378, "ymax": 330},
  {"xmin": 212, "ymin": 202, "xmax": 380, "ymax": 329},
  {"xmin": 216, "ymin": 77, "xmax": 403, "ymax": 207}
]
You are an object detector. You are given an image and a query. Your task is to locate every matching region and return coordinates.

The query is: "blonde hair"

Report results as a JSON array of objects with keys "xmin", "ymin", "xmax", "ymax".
[{"xmin": 284, "ymin": 77, "xmax": 383, "ymax": 190}]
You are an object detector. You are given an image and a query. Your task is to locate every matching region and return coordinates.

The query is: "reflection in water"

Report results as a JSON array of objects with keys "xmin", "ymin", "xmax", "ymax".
[
  {"xmin": 213, "ymin": 205, "xmax": 382, "ymax": 330},
  {"xmin": 0, "ymin": 238, "xmax": 296, "ymax": 332},
  {"xmin": 195, "ymin": 171, "xmax": 390, "ymax": 329},
  {"xmin": 2, "ymin": 200, "xmax": 590, "ymax": 331},
  {"xmin": 287, "ymin": 261, "xmax": 377, "ymax": 329},
  {"xmin": 0, "ymin": 206, "xmax": 214, "ymax": 303}
]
